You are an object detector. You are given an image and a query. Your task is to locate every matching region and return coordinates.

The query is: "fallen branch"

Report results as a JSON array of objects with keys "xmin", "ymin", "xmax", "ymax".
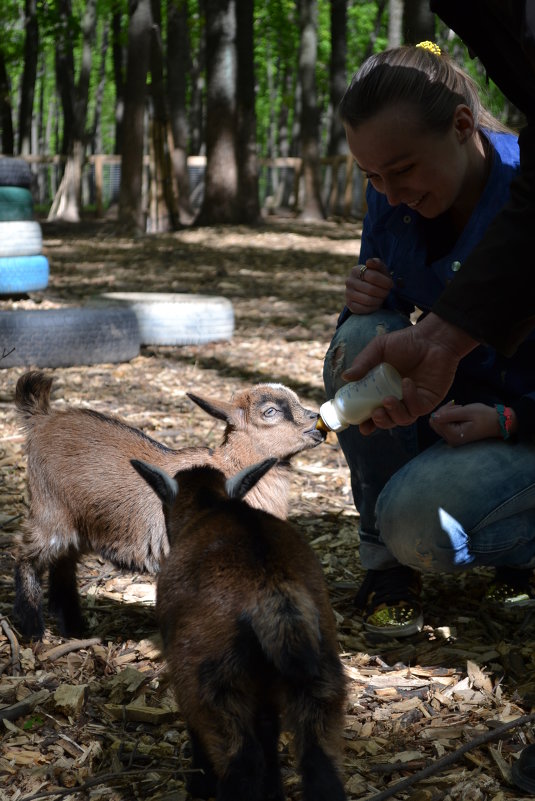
[
  {"xmin": 0, "ymin": 688, "xmax": 50, "ymax": 722},
  {"xmin": 363, "ymin": 711, "xmax": 535, "ymax": 801},
  {"xmin": 37, "ymin": 637, "xmax": 101, "ymax": 662},
  {"xmin": 19, "ymin": 764, "xmax": 197, "ymax": 800}
]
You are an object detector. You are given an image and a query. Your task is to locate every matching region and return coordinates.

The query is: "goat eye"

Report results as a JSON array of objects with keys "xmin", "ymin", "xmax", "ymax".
[{"xmin": 263, "ymin": 407, "xmax": 278, "ymax": 418}]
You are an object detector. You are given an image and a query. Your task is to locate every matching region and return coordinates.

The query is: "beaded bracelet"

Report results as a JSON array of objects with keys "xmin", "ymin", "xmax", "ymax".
[{"xmin": 495, "ymin": 403, "xmax": 514, "ymax": 440}]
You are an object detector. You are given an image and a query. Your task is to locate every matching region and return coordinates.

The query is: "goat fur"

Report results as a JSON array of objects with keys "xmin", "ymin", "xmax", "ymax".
[{"xmin": 133, "ymin": 457, "xmax": 347, "ymax": 801}]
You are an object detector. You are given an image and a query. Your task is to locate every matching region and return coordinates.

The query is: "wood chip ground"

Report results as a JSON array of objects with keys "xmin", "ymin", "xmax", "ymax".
[{"xmin": 1, "ymin": 218, "xmax": 535, "ymax": 801}]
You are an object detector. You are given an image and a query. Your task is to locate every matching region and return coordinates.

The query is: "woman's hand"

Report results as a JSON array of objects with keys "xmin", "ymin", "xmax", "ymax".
[
  {"xmin": 345, "ymin": 258, "xmax": 393, "ymax": 314},
  {"xmin": 429, "ymin": 401, "xmax": 514, "ymax": 446}
]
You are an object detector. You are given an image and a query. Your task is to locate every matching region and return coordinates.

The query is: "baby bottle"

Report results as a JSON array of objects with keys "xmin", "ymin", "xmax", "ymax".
[{"xmin": 317, "ymin": 363, "xmax": 403, "ymax": 432}]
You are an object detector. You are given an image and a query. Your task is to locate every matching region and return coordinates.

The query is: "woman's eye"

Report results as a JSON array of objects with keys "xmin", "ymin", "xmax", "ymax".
[{"xmin": 395, "ymin": 165, "xmax": 413, "ymax": 175}]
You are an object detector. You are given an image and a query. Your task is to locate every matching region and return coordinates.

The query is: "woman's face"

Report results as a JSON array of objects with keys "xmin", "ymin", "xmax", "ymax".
[{"xmin": 346, "ymin": 102, "xmax": 478, "ymax": 219}]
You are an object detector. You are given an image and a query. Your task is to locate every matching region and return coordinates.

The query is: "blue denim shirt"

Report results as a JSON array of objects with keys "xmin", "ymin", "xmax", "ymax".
[{"xmin": 338, "ymin": 130, "xmax": 535, "ymax": 436}]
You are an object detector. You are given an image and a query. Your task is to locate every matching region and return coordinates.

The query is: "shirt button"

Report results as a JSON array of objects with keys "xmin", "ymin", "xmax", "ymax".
[
  {"xmin": 451, "ymin": 260, "xmax": 461, "ymax": 272},
  {"xmin": 403, "ymin": 215, "xmax": 411, "ymax": 224}
]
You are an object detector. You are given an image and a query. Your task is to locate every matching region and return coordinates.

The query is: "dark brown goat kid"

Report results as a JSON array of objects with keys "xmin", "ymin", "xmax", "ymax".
[
  {"xmin": 13, "ymin": 371, "xmax": 325, "ymax": 640},
  {"xmin": 132, "ymin": 457, "xmax": 347, "ymax": 801}
]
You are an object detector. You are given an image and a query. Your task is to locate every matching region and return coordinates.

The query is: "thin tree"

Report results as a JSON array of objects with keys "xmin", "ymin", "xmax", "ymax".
[
  {"xmin": 297, "ymin": 0, "xmax": 324, "ymax": 220},
  {"xmin": 403, "ymin": 0, "xmax": 435, "ymax": 44},
  {"xmin": 196, "ymin": 0, "xmax": 241, "ymax": 225},
  {"xmin": 18, "ymin": 0, "xmax": 39, "ymax": 156},
  {"xmin": 235, "ymin": 0, "xmax": 260, "ymax": 223},
  {"xmin": 118, "ymin": 0, "xmax": 153, "ymax": 232},
  {"xmin": 167, "ymin": 0, "xmax": 194, "ymax": 223},
  {"xmin": 388, "ymin": 0, "xmax": 403, "ymax": 47},
  {"xmin": 0, "ymin": 48, "xmax": 14, "ymax": 155},
  {"xmin": 48, "ymin": 0, "xmax": 97, "ymax": 221}
]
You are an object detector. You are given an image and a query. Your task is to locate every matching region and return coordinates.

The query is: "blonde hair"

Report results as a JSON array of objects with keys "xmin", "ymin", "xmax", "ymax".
[{"xmin": 339, "ymin": 45, "xmax": 510, "ymax": 135}]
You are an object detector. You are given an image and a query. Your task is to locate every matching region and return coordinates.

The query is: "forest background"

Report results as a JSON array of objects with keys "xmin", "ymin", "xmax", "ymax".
[{"xmin": 0, "ymin": 0, "xmax": 524, "ymax": 233}]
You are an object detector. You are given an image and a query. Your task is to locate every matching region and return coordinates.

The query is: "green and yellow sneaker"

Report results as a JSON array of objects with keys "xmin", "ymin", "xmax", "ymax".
[
  {"xmin": 485, "ymin": 566, "xmax": 535, "ymax": 607},
  {"xmin": 354, "ymin": 566, "xmax": 424, "ymax": 637}
]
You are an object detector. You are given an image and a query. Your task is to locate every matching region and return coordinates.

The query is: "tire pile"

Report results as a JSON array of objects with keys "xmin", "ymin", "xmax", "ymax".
[{"xmin": 0, "ymin": 157, "xmax": 49, "ymax": 294}]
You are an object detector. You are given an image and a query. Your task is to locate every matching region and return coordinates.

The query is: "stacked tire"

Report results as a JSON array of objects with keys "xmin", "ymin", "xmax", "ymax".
[{"xmin": 0, "ymin": 158, "xmax": 49, "ymax": 294}]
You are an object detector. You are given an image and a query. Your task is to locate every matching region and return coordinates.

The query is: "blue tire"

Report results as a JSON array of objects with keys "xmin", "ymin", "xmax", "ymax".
[{"xmin": 0, "ymin": 255, "xmax": 49, "ymax": 293}]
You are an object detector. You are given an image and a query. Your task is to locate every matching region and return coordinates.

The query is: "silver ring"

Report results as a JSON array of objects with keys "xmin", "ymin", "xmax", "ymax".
[{"xmin": 359, "ymin": 264, "xmax": 368, "ymax": 279}]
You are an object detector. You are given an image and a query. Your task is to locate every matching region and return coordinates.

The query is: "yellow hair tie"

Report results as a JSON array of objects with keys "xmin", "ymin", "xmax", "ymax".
[{"xmin": 416, "ymin": 40, "xmax": 441, "ymax": 56}]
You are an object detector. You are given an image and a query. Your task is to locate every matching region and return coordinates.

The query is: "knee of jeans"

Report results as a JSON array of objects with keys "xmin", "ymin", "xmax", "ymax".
[
  {"xmin": 323, "ymin": 311, "xmax": 410, "ymax": 395},
  {"xmin": 377, "ymin": 484, "xmax": 458, "ymax": 573}
]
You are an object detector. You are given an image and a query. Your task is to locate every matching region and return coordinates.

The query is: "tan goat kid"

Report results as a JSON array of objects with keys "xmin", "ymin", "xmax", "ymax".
[
  {"xmin": 13, "ymin": 371, "xmax": 325, "ymax": 639},
  {"xmin": 133, "ymin": 457, "xmax": 348, "ymax": 801}
]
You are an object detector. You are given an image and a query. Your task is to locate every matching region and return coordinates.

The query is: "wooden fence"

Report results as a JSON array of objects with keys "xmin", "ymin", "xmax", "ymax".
[{"xmin": 13, "ymin": 153, "xmax": 367, "ymax": 219}]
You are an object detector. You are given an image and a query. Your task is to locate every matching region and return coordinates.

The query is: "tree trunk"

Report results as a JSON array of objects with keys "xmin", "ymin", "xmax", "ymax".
[
  {"xmin": 147, "ymin": 16, "xmax": 180, "ymax": 232},
  {"xmin": 388, "ymin": 0, "xmax": 404, "ymax": 48},
  {"xmin": 0, "ymin": 48, "xmax": 14, "ymax": 155},
  {"xmin": 328, "ymin": 0, "xmax": 347, "ymax": 157},
  {"xmin": 167, "ymin": 0, "xmax": 194, "ymax": 223},
  {"xmin": 48, "ymin": 0, "xmax": 97, "ymax": 222},
  {"xmin": 297, "ymin": 0, "xmax": 324, "ymax": 221},
  {"xmin": 196, "ymin": 0, "xmax": 240, "ymax": 226},
  {"xmin": 403, "ymin": 0, "xmax": 435, "ymax": 44},
  {"xmin": 112, "ymin": 8, "xmax": 126, "ymax": 154},
  {"xmin": 118, "ymin": 0, "xmax": 153, "ymax": 232},
  {"xmin": 236, "ymin": 0, "xmax": 260, "ymax": 223},
  {"xmin": 18, "ymin": 0, "xmax": 39, "ymax": 155}
]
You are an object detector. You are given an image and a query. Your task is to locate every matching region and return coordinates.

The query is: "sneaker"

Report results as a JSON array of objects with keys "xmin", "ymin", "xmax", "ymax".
[
  {"xmin": 485, "ymin": 566, "xmax": 535, "ymax": 607},
  {"xmin": 354, "ymin": 566, "xmax": 424, "ymax": 637}
]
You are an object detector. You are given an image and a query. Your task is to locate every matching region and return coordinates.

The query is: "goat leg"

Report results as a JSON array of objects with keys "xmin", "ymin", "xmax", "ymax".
[
  {"xmin": 13, "ymin": 560, "xmax": 45, "ymax": 640},
  {"xmin": 48, "ymin": 551, "xmax": 85, "ymax": 638}
]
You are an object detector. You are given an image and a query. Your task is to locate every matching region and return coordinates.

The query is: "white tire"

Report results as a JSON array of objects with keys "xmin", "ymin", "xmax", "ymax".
[
  {"xmin": 0, "ymin": 221, "xmax": 43, "ymax": 257},
  {"xmin": 97, "ymin": 292, "xmax": 235, "ymax": 345}
]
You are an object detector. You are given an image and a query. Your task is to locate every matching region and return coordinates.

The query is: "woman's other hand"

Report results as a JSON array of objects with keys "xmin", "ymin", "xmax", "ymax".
[
  {"xmin": 429, "ymin": 401, "xmax": 514, "ymax": 446},
  {"xmin": 345, "ymin": 258, "xmax": 393, "ymax": 314}
]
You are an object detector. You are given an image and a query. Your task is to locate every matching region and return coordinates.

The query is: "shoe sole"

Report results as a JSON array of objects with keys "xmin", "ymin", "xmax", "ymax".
[{"xmin": 363, "ymin": 612, "xmax": 424, "ymax": 638}]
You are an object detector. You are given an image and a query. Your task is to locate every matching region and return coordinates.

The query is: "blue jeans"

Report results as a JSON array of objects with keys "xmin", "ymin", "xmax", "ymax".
[{"xmin": 323, "ymin": 310, "xmax": 535, "ymax": 573}]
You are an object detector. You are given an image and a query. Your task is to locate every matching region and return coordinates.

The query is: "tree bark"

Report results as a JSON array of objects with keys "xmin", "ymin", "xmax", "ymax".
[
  {"xmin": 328, "ymin": 0, "xmax": 347, "ymax": 157},
  {"xmin": 297, "ymin": 0, "xmax": 324, "ymax": 220},
  {"xmin": 236, "ymin": 0, "xmax": 260, "ymax": 223},
  {"xmin": 388, "ymin": 0, "xmax": 404, "ymax": 48},
  {"xmin": 118, "ymin": 0, "xmax": 153, "ymax": 232},
  {"xmin": 196, "ymin": 0, "xmax": 240, "ymax": 225},
  {"xmin": 403, "ymin": 0, "xmax": 435, "ymax": 44},
  {"xmin": 18, "ymin": 0, "xmax": 39, "ymax": 155},
  {"xmin": 0, "ymin": 48, "xmax": 14, "ymax": 155},
  {"xmin": 48, "ymin": 0, "xmax": 97, "ymax": 222},
  {"xmin": 112, "ymin": 7, "xmax": 126, "ymax": 154},
  {"xmin": 167, "ymin": 0, "xmax": 194, "ymax": 223}
]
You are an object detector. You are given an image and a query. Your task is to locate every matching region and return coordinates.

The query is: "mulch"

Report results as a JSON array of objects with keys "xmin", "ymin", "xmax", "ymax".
[{"xmin": 1, "ymin": 217, "xmax": 535, "ymax": 801}]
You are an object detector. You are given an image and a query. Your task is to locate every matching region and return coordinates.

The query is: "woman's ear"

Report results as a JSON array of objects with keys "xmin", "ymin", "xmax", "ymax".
[{"xmin": 453, "ymin": 104, "xmax": 476, "ymax": 144}]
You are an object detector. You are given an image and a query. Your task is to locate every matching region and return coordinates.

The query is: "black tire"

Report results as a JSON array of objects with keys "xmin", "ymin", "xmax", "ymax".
[
  {"xmin": 0, "ymin": 255, "xmax": 49, "ymax": 293},
  {"xmin": 0, "ymin": 158, "xmax": 32, "ymax": 189},
  {"xmin": 0, "ymin": 187, "xmax": 34, "ymax": 221},
  {"xmin": 97, "ymin": 292, "xmax": 235, "ymax": 345},
  {"xmin": 0, "ymin": 307, "xmax": 141, "ymax": 368}
]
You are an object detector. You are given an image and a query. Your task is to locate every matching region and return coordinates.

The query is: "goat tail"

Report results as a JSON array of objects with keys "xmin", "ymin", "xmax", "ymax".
[
  {"xmin": 15, "ymin": 371, "xmax": 53, "ymax": 419},
  {"xmin": 247, "ymin": 582, "xmax": 323, "ymax": 682}
]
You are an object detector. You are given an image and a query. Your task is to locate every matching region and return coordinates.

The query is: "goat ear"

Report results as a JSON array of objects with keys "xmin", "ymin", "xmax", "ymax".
[
  {"xmin": 131, "ymin": 459, "xmax": 178, "ymax": 507},
  {"xmin": 186, "ymin": 393, "xmax": 237, "ymax": 424},
  {"xmin": 225, "ymin": 457, "xmax": 278, "ymax": 500}
]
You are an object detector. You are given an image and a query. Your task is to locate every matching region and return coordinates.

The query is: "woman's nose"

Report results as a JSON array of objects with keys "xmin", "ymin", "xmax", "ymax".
[{"xmin": 384, "ymin": 179, "xmax": 404, "ymax": 206}]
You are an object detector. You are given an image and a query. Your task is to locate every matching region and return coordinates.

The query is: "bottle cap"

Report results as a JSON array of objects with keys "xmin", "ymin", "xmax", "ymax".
[{"xmin": 319, "ymin": 400, "xmax": 348, "ymax": 432}]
